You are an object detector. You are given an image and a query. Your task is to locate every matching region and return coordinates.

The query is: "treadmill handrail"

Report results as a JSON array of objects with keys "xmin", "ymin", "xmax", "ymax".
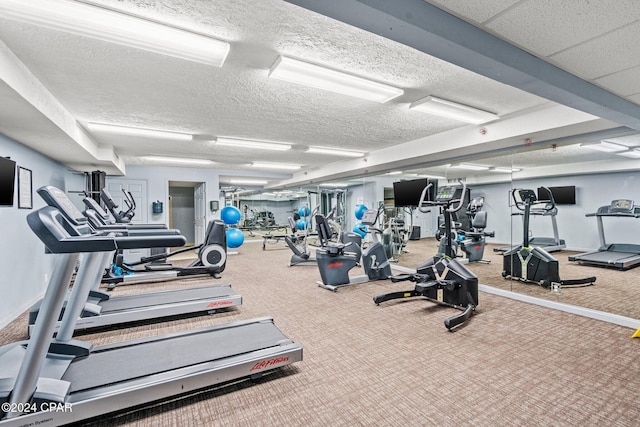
[{"xmin": 28, "ymin": 207, "xmax": 186, "ymax": 254}]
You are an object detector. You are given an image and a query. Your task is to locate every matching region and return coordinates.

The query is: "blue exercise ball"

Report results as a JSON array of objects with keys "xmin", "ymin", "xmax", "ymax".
[
  {"xmin": 226, "ymin": 227, "xmax": 245, "ymax": 248},
  {"xmin": 296, "ymin": 219, "xmax": 309, "ymax": 230},
  {"xmin": 353, "ymin": 223, "xmax": 367, "ymax": 237},
  {"xmin": 220, "ymin": 206, "xmax": 242, "ymax": 225},
  {"xmin": 354, "ymin": 204, "xmax": 368, "ymax": 220},
  {"xmin": 298, "ymin": 206, "xmax": 311, "ymax": 218}
]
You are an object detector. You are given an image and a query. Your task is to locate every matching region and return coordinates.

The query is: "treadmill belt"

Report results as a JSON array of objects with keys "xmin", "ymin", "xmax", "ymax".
[
  {"xmin": 64, "ymin": 320, "xmax": 287, "ymax": 393},
  {"xmin": 574, "ymin": 251, "xmax": 640, "ymax": 265},
  {"xmin": 100, "ymin": 285, "xmax": 233, "ymax": 312}
]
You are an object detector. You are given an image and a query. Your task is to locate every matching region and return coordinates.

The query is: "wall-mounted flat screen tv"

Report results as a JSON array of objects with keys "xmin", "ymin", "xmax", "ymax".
[
  {"xmin": 393, "ymin": 178, "xmax": 436, "ymax": 207},
  {"xmin": 537, "ymin": 186, "xmax": 576, "ymax": 205},
  {"xmin": 0, "ymin": 157, "xmax": 16, "ymax": 206}
]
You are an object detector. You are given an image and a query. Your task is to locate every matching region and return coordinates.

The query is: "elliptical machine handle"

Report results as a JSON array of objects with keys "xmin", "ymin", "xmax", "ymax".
[
  {"xmin": 446, "ymin": 181, "xmax": 467, "ymax": 214},
  {"xmin": 417, "ymin": 183, "xmax": 434, "ymax": 213}
]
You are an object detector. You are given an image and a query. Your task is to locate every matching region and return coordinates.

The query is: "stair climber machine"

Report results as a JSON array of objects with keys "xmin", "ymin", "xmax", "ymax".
[
  {"xmin": 0, "ymin": 202, "xmax": 302, "ymax": 426},
  {"xmin": 373, "ymin": 182, "xmax": 478, "ymax": 331},
  {"xmin": 502, "ymin": 189, "xmax": 596, "ymax": 290},
  {"xmin": 315, "ymin": 204, "xmax": 392, "ymax": 292},
  {"xmin": 28, "ymin": 186, "xmax": 241, "ymax": 335}
]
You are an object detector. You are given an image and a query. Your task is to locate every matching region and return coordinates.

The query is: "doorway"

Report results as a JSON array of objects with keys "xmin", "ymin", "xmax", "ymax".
[{"xmin": 168, "ymin": 181, "xmax": 206, "ymax": 247}]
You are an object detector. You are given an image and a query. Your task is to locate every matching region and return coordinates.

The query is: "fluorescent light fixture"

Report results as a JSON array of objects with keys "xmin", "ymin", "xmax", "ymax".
[
  {"xmin": 306, "ymin": 146, "xmax": 365, "ymax": 157},
  {"xmin": 214, "ymin": 137, "xmax": 292, "ymax": 151},
  {"xmin": 228, "ymin": 179, "xmax": 268, "ymax": 185},
  {"xmin": 251, "ymin": 162, "xmax": 301, "ymax": 170},
  {"xmin": 143, "ymin": 156, "xmax": 213, "ymax": 165},
  {"xmin": 491, "ymin": 167, "xmax": 521, "ymax": 173},
  {"xmin": 617, "ymin": 148, "xmax": 640, "ymax": 159},
  {"xmin": 0, "ymin": 0, "xmax": 230, "ymax": 67},
  {"xmin": 417, "ymin": 174, "xmax": 446, "ymax": 179},
  {"xmin": 450, "ymin": 163, "xmax": 490, "ymax": 171},
  {"xmin": 580, "ymin": 140, "xmax": 628, "ymax": 152},
  {"xmin": 319, "ymin": 183, "xmax": 350, "ymax": 188},
  {"xmin": 385, "ymin": 171, "xmax": 403, "ymax": 175},
  {"xmin": 269, "ymin": 56, "xmax": 403, "ymax": 103},
  {"xmin": 410, "ymin": 96, "xmax": 499, "ymax": 125},
  {"xmin": 88, "ymin": 123, "xmax": 193, "ymax": 141}
]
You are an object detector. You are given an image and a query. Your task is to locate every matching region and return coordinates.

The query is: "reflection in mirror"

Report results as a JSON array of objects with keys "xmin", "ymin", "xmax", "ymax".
[
  {"xmin": 432, "ymin": 131, "xmax": 640, "ymax": 322},
  {"xmin": 277, "ymin": 130, "xmax": 640, "ymax": 323}
]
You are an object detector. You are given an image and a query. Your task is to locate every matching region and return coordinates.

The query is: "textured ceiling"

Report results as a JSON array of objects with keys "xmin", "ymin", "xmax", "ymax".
[{"xmin": 0, "ymin": 0, "xmax": 638, "ymax": 187}]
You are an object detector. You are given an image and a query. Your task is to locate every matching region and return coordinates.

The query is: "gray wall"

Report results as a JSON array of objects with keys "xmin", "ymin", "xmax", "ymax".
[{"xmin": 0, "ymin": 134, "xmax": 82, "ymax": 328}]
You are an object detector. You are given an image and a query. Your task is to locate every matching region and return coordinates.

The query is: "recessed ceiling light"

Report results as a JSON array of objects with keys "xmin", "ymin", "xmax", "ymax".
[
  {"xmin": 306, "ymin": 146, "xmax": 366, "ymax": 157},
  {"xmin": 580, "ymin": 140, "xmax": 628, "ymax": 152},
  {"xmin": 143, "ymin": 156, "xmax": 213, "ymax": 165},
  {"xmin": 251, "ymin": 162, "xmax": 301, "ymax": 170},
  {"xmin": 0, "ymin": 0, "xmax": 230, "ymax": 67},
  {"xmin": 269, "ymin": 56, "xmax": 403, "ymax": 103},
  {"xmin": 214, "ymin": 137, "xmax": 292, "ymax": 151},
  {"xmin": 410, "ymin": 96, "xmax": 499, "ymax": 125},
  {"xmin": 88, "ymin": 123, "xmax": 193, "ymax": 141}
]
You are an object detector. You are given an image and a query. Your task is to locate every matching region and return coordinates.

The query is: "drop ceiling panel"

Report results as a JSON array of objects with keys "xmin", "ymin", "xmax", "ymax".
[
  {"xmin": 484, "ymin": 0, "xmax": 640, "ymax": 57},
  {"xmin": 424, "ymin": 0, "xmax": 521, "ymax": 25},
  {"xmin": 549, "ymin": 21, "xmax": 640, "ymax": 80},
  {"xmin": 595, "ymin": 65, "xmax": 640, "ymax": 97}
]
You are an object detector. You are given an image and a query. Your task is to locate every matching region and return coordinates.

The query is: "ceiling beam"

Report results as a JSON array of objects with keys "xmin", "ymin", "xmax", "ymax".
[{"xmin": 284, "ymin": 0, "xmax": 640, "ymax": 131}]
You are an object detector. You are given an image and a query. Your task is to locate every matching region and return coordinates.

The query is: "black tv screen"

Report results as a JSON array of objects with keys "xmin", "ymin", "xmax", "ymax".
[
  {"xmin": 0, "ymin": 157, "xmax": 16, "ymax": 206},
  {"xmin": 538, "ymin": 186, "xmax": 576, "ymax": 205},
  {"xmin": 393, "ymin": 178, "xmax": 435, "ymax": 207}
]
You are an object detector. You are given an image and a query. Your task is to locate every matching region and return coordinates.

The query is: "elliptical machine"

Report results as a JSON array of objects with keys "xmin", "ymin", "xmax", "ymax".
[
  {"xmin": 315, "ymin": 204, "xmax": 391, "ymax": 292},
  {"xmin": 502, "ymin": 188, "xmax": 596, "ymax": 290},
  {"xmin": 373, "ymin": 182, "xmax": 478, "ymax": 331}
]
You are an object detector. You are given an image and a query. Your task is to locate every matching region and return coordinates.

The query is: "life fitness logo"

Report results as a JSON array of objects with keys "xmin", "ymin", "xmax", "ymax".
[
  {"xmin": 207, "ymin": 300, "xmax": 233, "ymax": 308},
  {"xmin": 250, "ymin": 356, "xmax": 290, "ymax": 371},
  {"xmin": 327, "ymin": 262, "xmax": 343, "ymax": 268}
]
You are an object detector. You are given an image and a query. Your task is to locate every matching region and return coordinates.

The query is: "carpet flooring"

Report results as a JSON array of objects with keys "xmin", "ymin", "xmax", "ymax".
[{"xmin": 0, "ymin": 237, "xmax": 638, "ymax": 426}]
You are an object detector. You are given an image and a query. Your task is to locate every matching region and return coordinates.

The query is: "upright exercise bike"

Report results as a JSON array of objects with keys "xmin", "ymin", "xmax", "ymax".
[
  {"xmin": 502, "ymin": 188, "xmax": 596, "ymax": 289},
  {"xmin": 373, "ymin": 182, "xmax": 478, "ymax": 331}
]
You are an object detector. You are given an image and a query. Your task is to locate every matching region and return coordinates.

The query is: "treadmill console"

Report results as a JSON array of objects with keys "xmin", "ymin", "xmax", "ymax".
[{"xmin": 610, "ymin": 199, "xmax": 634, "ymax": 213}]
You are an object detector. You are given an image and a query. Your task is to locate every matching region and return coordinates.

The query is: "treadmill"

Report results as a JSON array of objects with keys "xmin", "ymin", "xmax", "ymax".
[
  {"xmin": 28, "ymin": 186, "xmax": 241, "ymax": 335},
  {"xmin": 568, "ymin": 199, "xmax": 640, "ymax": 270},
  {"xmin": 0, "ymin": 204, "xmax": 302, "ymax": 426},
  {"xmin": 494, "ymin": 186, "xmax": 566, "ymax": 253}
]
